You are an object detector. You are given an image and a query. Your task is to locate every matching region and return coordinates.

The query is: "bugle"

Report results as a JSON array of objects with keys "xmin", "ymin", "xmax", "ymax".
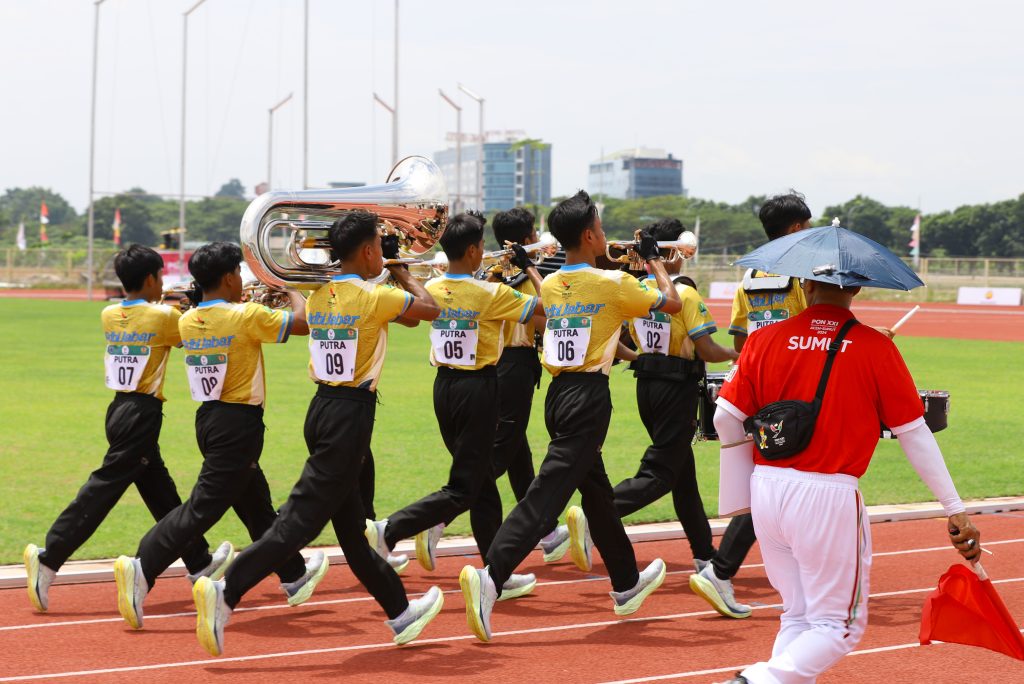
[
  {"xmin": 606, "ymin": 230, "xmax": 698, "ymax": 271},
  {"xmin": 159, "ymin": 282, "xmax": 201, "ymax": 311},
  {"xmin": 478, "ymin": 231, "xmax": 560, "ymax": 281}
]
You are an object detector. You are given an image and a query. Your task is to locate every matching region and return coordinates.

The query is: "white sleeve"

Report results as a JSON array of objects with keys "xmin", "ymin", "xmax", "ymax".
[
  {"xmin": 895, "ymin": 422, "xmax": 965, "ymax": 516},
  {"xmin": 714, "ymin": 408, "xmax": 754, "ymax": 517}
]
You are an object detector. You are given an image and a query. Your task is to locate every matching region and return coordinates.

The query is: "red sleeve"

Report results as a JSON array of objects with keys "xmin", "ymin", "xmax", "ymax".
[
  {"xmin": 719, "ymin": 333, "xmax": 760, "ymax": 417},
  {"xmin": 875, "ymin": 339, "xmax": 924, "ymax": 429}
]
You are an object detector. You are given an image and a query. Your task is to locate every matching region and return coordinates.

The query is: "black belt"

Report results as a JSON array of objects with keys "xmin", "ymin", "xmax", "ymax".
[
  {"xmin": 551, "ymin": 371, "xmax": 609, "ymax": 386},
  {"xmin": 499, "ymin": 347, "xmax": 540, "ymax": 364},
  {"xmin": 315, "ymin": 383, "xmax": 376, "ymax": 404},
  {"xmin": 436, "ymin": 365, "xmax": 498, "ymax": 378},
  {"xmin": 112, "ymin": 391, "xmax": 162, "ymax": 407},
  {"xmin": 197, "ymin": 400, "xmax": 264, "ymax": 417},
  {"xmin": 629, "ymin": 353, "xmax": 703, "ymax": 381}
]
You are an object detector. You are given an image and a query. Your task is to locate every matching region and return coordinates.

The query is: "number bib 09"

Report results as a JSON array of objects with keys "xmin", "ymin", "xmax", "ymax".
[
  {"xmin": 430, "ymin": 319, "xmax": 479, "ymax": 365},
  {"xmin": 543, "ymin": 316, "xmax": 591, "ymax": 367},
  {"xmin": 104, "ymin": 344, "xmax": 150, "ymax": 391},
  {"xmin": 747, "ymin": 308, "xmax": 789, "ymax": 334},
  {"xmin": 185, "ymin": 353, "xmax": 228, "ymax": 401},
  {"xmin": 309, "ymin": 327, "xmax": 358, "ymax": 382},
  {"xmin": 632, "ymin": 311, "xmax": 671, "ymax": 354}
]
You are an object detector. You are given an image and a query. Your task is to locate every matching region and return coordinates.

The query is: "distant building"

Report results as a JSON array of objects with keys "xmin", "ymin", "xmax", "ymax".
[
  {"xmin": 435, "ymin": 133, "xmax": 552, "ymax": 213},
  {"xmin": 587, "ymin": 148, "xmax": 684, "ymax": 199}
]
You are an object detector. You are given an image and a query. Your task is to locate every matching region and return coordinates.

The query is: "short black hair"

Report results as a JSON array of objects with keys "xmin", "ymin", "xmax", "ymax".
[
  {"xmin": 328, "ymin": 209, "xmax": 379, "ymax": 261},
  {"xmin": 439, "ymin": 211, "xmax": 486, "ymax": 260},
  {"xmin": 114, "ymin": 244, "xmax": 164, "ymax": 292},
  {"xmin": 648, "ymin": 218, "xmax": 686, "ymax": 242},
  {"xmin": 188, "ymin": 241, "xmax": 243, "ymax": 291},
  {"xmin": 548, "ymin": 190, "xmax": 599, "ymax": 250},
  {"xmin": 759, "ymin": 192, "xmax": 811, "ymax": 241},
  {"xmin": 492, "ymin": 207, "xmax": 535, "ymax": 247}
]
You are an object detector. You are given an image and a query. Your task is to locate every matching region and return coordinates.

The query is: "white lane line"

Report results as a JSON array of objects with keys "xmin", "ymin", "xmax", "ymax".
[{"xmin": 3, "ymin": 577, "xmax": 1023, "ymax": 682}]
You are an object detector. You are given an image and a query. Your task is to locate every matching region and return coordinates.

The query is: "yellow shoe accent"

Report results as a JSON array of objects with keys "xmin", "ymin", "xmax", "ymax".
[
  {"xmin": 567, "ymin": 506, "xmax": 592, "ymax": 572},
  {"xmin": 393, "ymin": 588, "xmax": 445, "ymax": 645},
  {"xmin": 193, "ymin": 577, "xmax": 222, "ymax": 656},
  {"xmin": 24, "ymin": 544, "xmax": 44, "ymax": 613},
  {"xmin": 415, "ymin": 529, "xmax": 435, "ymax": 571},
  {"xmin": 688, "ymin": 572, "xmax": 751, "ymax": 619},
  {"xmin": 459, "ymin": 565, "xmax": 490, "ymax": 642},
  {"xmin": 114, "ymin": 556, "xmax": 143, "ymax": 630},
  {"xmin": 614, "ymin": 560, "xmax": 666, "ymax": 616},
  {"xmin": 209, "ymin": 542, "xmax": 235, "ymax": 582}
]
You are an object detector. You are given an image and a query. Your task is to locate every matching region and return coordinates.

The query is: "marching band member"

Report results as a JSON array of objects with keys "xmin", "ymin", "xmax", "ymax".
[
  {"xmin": 24, "ymin": 245, "xmax": 220, "ymax": 612},
  {"xmin": 458, "ymin": 190, "xmax": 679, "ymax": 642},
  {"xmin": 365, "ymin": 211, "xmax": 544, "ymax": 600},
  {"xmin": 112, "ymin": 242, "xmax": 318, "ymax": 630},
  {"xmin": 192, "ymin": 211, "xmax": 445, "ymax": 655}
]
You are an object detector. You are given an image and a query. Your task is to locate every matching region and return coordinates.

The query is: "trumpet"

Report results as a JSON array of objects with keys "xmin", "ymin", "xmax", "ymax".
[
  {"xmin": 369, "ymin": 251, "xmax": 449, "ymax": 285},
  {"xmin": 241, "ymin": 281, "xmax": 293, "ymax": 309},
  {"xmin": 160, "ymin": 282, "xmax": 201, "ymax": 311},
  {"xmin": 478, "ymin": 232, "xmax": 560, "ymax": 281},
  {"xmin": 606, "ymin": 230, "xmax": 698, "ymax": 271}
]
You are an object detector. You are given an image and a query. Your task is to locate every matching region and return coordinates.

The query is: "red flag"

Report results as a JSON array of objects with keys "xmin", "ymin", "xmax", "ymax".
[
  {"xmin": 920, "ymin": 563, "xmax": 1024, "ymax": 660},
  {"xmin": 39, "ymin": 200, "xmax": 50, "ymax": 244},
  {"xmin": 113, "ymin": 208, "xmax": 122, "ymax": 246}
]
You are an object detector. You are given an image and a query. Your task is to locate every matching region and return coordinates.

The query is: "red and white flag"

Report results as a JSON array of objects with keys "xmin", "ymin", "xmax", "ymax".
[
  {"xmin": 908, "ymin": 214, "xmax": 921, "ymax": 250},
  {"xmin": 113, "ymin": 208, "xmax": 122, "ymax": 245},
  {"xmin": 39, "ymin": 200, "xmax": 49, "ymax": 244}
]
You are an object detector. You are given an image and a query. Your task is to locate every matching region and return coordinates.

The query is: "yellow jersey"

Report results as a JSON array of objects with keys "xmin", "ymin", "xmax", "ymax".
[
  {"xmin": 502, "ymin": 277, "xmax": 539, "ymax": 350},
  {"xmin": 305, "ymin": 275, "xmax": 413, "ymax": 391},
  {"xmin": 425, "ymin": 273, "xmax": 538, "ymax": 370},
  {"xmin": 628, "ymin": 277, "xmax": 717, "ymax": 361},
  {"xmin": 178, "ymin": 300, "xmax": 294, "ymax": 407},
  {"xmin": 729, "ymin": 270, "xmax": 807, "ymax": 337},
  {"xmin": 101, "ymin": 300, "xmax": 182, "ymax": 401},
  {"xmin": 541, "ymin": 264, "xmax": 664, "ymax": 376}
]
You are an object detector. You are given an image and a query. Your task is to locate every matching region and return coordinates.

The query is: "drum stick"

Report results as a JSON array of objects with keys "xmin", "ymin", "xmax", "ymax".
[{"xmin": 890, "ymin": 305, "xmax": 921, "ymax": 333}]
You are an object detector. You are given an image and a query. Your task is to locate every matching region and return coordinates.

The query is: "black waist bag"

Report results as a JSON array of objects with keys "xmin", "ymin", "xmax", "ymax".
[{"xmin": 743, "ymin": 318, "xmax": 857, "ymax": 461}]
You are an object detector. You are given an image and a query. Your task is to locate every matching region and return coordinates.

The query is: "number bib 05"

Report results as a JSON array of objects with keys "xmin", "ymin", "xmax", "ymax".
[
  {"xmin": 430, "ymin": 319, "xmax": 479, "ymax": 364},
  {"xmin": 309, "ymin": 327, "xmax": 358, "ymax": 382},
  {"xmin": 104, "ymin": 344, "xmax": 150, "ymax": 391},
  {"xmin": 632, "ymin": 311, "xmax": 671, "ymax": 354},
  {"xmin": 747, "ymin": 308, "xmax": 789, "ymax": 334},
  {"xmin": 185, "ymin": 353, "xmax": 228, "ymax": 401},
  {"xmin": 543, "ymin": 316, "xmax": 591, "ymax": 367}
]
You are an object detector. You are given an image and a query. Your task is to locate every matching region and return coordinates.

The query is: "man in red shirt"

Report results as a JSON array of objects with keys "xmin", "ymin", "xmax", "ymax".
[{"xmin": 713, "ymin": 278, "xmax": 982, "ymax": 684}]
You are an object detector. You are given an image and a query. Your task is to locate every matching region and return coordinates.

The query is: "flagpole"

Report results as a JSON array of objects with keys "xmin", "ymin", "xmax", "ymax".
[
  {"xmin": 87, "ymin": 0, "xmax": 107, "ymax": 301},
  {"xmin": 180, "ymin": 0, "xmax": 207, "ymax": 281}
]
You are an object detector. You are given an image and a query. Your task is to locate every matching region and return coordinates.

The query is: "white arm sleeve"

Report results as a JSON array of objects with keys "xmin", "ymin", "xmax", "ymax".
[
  {"xmin": 714, "ymin": 404, "xmax": 754, "ymax": 516},
  {"xmin": 895, "ymin": 421, "xmax": 965, "ymax": 516}
]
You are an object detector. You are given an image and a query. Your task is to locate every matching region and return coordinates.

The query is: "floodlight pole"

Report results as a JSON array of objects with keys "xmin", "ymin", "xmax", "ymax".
[
  {"xmin": 87, "ymin": 0, "xmax": 107, "ymax": 301},
  {"xmin": 393, "ymin": 0, "xmax": 399, "ymax": 166},
  {"xmin": 179, "ymin": 0, "xmax": 207, "ymax": 276},
  {"xmin": 267, "ymin": 93, "xmax": 294, "ymax": 191},
  {"xmin": 458, "ymin": 83, "xmax": 484, "ymax": 210},
  {"xmin": 303, "ymin": 0, "xmax": 309, "ymax": 188},
  {"xmin": 373, "ymin": 93, "xmax": 396, "ymax": 165},
  {"xmin": 438, "ymin": 89, "xmax": 462, "ymax": 213}
]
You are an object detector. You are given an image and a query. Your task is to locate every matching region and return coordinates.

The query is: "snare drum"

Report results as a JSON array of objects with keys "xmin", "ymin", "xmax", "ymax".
[
  {"xmin": 697, "ymin": 371, "xmax": 729, "ymax": 440},
  {"xmin": 880, "ymin": 389, "xmax": 950, "ymax": 438}
]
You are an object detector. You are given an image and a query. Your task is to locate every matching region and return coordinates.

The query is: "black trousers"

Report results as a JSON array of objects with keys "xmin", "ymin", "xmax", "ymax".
[
  {"xmin": 712, "ymin": 513, "xmax": 756, "ymax": 579},
  {"xmin": 360, "ymin": 449, "xmax": 376, "ymax": 520},
  {"xmin": 613, "ymin": 376, "xmax": 715, "ymax": 561},
  {"xmin": 135, "ymin": 401, "xmax": 306, "ymax": 588},
  {"xmin": 223, "ymin": 386, "xmax": 407, "ymax": 617},
  {"xmin": 486, "ymin": 373, "xmax": 639, "ymax": 593},
  {"xmin": 384, "ymin": 367, "xmax": 502, "ymax": 559},
  {"xmin": 39, "ymin": 393, "xmax": 211, "ymax": 573},
  {"xmin": 491, "ymin": 348, "xmax": 541, "ymax": 502}
]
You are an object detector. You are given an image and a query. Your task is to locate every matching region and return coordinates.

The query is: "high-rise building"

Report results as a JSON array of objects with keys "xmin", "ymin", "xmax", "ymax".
[
  {"xmin": 435, "ymin": 133, "xmax": 552, "ymax": 213},
  {"xmin": 587, "ymin": 148, "xmax": 684, "ymax": 199}
]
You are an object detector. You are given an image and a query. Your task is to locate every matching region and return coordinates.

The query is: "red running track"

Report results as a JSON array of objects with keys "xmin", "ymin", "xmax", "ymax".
[{"xmin": 2, "ymin": 513, "xmax": 1023, "ymax": 683}]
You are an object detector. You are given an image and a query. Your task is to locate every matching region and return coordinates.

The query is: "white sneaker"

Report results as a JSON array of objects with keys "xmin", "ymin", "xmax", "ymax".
[
  {"xmin": 540, "ymin": 525, "xmax": 570, "ymax": 563},
  {"xmin": 364, "ymin": 519, "xmax": 390, "ymax": 560},
  {"xmin": 567, "ymin": 506, "xmax": 593, "ymax": 572},
  {"xmin": 694, "ymin": 557, "xmax": 712, "ymax": 575},
  {"xmin": 497, "ymin": 572, "xmax": 536, "ymax": 602},
  {"xmin": 114, "ymin": 555, "xmax": 148, "ymax": 629},
  {"xmin": 459, "ymin": 565, "xmax": 498, "ymax": 642},
  {"xmin": 610, "ymin": 558, "xmax": 666, "ymax": 616},
  {"xmin": 281, "ymin": 550, "xmax": 329, "ymax": 607},
  {"xmin": 386, "ymin": 586, "xmax": 444, "ymax": 645},
  {"xmin": 387, "ymin": 553, "xmax": 410, "ymax": 574},
  {"xmin": 414, "ymin": 523, "xmax": 445, "ymax": 571},
  {"xmin": 689, "ymin": 565, "xmax": 752, "ymax": 619},
  {"xmin": 24, "ymin": 544, "xmax": 56, "ymax": 613},
  {"xmin": 193, "ymin": 577, "xmax": 232, "ymax": 656},
  {"xmin": 187, "ymin": 541, "xmax": 236, "ymax": 585}
]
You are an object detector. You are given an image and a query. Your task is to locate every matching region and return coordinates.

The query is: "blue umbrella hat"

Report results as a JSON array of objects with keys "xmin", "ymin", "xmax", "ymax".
[{"xmin": 734, "ymin": 218, "xmax": 925, "ymax": 291}]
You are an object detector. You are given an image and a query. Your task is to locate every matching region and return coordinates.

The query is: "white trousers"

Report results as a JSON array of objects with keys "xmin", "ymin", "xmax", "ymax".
[{"xmin": 741, "ymin": 466, "xmax": 871, "ymax": 684}]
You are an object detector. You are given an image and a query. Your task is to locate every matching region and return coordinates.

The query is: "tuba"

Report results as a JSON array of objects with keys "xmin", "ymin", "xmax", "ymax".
[{"xmin": 240, "ymin": 155, "xmax": 448, "ymax": 290}]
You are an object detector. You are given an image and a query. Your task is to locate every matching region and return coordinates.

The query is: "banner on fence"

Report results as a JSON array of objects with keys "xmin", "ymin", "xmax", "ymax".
[
  {"xmin": 956, "ymin": 287, "xmax": 1022, "ymax": 306},
  {"xmin": 708, "ymin": 281, "xmax": 739, "ymax": 300}
]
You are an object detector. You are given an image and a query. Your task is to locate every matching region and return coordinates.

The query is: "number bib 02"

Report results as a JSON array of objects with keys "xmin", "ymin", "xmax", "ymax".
[
  {"xmin": 747, "ymin": 308, "xmax": 789, "ymax": 334},
  {"xmin": 104, "ymin": 344, "xmax": 150, "ymax": 391},
  {"xmin": 543, "ymin": 315, "xmax": 591, "ymax": 367},
  {"xmin": 632, "ymin": 311, "xmax": 671, "ymax": 355},
  {"xmin": 309, "ymin": 327, "xmax": 358, "ymax": 382},
  {"xmin": 430, "ymin": 319, "xmax": 479, "ymax": 365},
  {"xmin": 185, "ymin": 353, "xmax": 228, "ymax": 401}
]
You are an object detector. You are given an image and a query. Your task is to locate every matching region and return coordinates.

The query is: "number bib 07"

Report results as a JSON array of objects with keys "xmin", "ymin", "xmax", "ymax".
[
  {"xmin": 430, "ymin": 319, "xmax": 479, "ymax": 365},
  {"xmin": 104, "ymin": 344, "xmax": 150, "ymax": 391},
  {"xmin": 185, "ymin": 353, "xmax": 228, "ymax": 401},
  {"xmin": 543, "ymin": 315, "xmax": 591, "ymax": 367},
  {"xmin": 309, "ymin": 327, "xmax": 358, "ymax": 382},
  {"xmin": 632, "ymin": 311, "xmax": 671, "ymax": 354},
  {"xmin": 747, "ymin": 308, "xmax": 789, "ymax": 334}
]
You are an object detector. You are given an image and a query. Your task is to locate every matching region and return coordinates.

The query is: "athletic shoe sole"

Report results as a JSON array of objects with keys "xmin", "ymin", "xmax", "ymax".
[
  {"xmin": 497, "ymin": 577, "xmax": 536, "ymax": 602},
  {"xmin": 193, "ymin": 577, "xmax": 223, "ymax": 656},
  {"xmin": 388, "ymin": 555, "xmax": 410, "ymax": 575},
  {"xmin": 209, "ymin": 543, "xmax": 236, "ymax": 582},
  {"xmin": 287, "ymin": 554, "xmax": 330, "ymax": 607},
  {"xmin": 393, "ymin": 590, "xmax": 445, "ymax": 645},
  {"xmin": 567, "ymin": 507, "xmax": 592, "ymax": 572},
  {"xmin": 542, "ymin": 536, "xmax": 570, "ymax": 563},
  {"xmin": 614, "ymin": 561, "xmax": 667, "ymax": 616},
  {"xmin": 415, "ymin": 529, "xmax": 436, "ymax": 571},
  {"xmin": 459, "ymin": 566, "xmax": 490, "ymax": 642},
  {"xmin": 24, "ymin": 544, "xmax": 45, "ymax": 612},
  {"xmin": 114, "ymin": 556, "xmax": 143, "ymax": 629},
  {"xmin": 688, "ymin": 573, "xmax": 751, "ymax": 619}
]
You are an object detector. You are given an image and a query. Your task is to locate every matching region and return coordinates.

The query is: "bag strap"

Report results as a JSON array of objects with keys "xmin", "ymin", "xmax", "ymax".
[{"xmin": 812, "ymin": 318, "xmax": 859, "ymax": 402}]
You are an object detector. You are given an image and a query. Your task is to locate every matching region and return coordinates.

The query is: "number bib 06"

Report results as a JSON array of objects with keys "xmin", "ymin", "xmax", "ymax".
[
  {"xmin": 104, "ymin": 344, "xmax": 150, "ymax": 391},
  {"xmin": 543, "ymin": 315, "xmax": 591, "ymax": 367},
  {"xmin": 430, "ymin": 319, "xmax": 479, "ymax": 365},
  {"xmin": 747, "ymin": 308, "xmax": 789, "ymax": 334},
  {"xmin": 185, "ymin": 353, "xmax": 228, "ymax": 401},
  {"xmin": 309, "ymin": 327, "xmax": 358, "ymax": 382},
  {"xmin": 632, "ymin": 311, "xmax": 671, "ymax": 354}
]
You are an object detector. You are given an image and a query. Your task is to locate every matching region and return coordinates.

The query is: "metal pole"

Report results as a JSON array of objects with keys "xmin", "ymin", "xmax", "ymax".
[
  {"xmin": 180, "ymin": 0, "xmax": 207, "ymax": 277},
  {"xmin": 392, "ymin": 0, "xmax": 399, "ymax": 165},
  {"xmin": 267, "ymin": 93, "xmax": 293, "ymax": 191},
  {"xmin": 458, "ymin": 83, "xmax": 484, "ymax": 210},
  {"xmin": 438, "ymin": 90, "xmax": 462, "ymax": 213},
  {"xmin": 373, "ymin": 93, "xmax": 396, "ymax": 167},
  {"xmin": 87, "ymin": 0, "xmax": 107, "ymax": 301},
  {"xmin": 303, "ymin": 0, "xmax": 309, "ymax": 188}
]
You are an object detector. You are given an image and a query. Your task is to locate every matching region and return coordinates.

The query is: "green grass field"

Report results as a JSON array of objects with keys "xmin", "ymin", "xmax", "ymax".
[{"xmin": 1, "ymin": 298, "xmax": 1021, "ymax": 565}]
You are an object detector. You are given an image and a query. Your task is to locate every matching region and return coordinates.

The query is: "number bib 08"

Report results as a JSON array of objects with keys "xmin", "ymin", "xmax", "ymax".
[
  {"xmin": 543, "ymin": 315, "xmax": 591, "ymax": 367},
  {"xmin": 430, "ymin": 319, "xmax": 479, "ymax": 365},
  {"xmin": 104, "ymin": 344, "xmax": 150, "ymax": 391},
  {"xmin": 747, "ymin": 308, "xmax": 789, "ymax": 334},
  {"xmin": 632, "ymin": 311, "xmax": 671, "ymax": 354},
  {"xmin": 185, "ymin": 353, "xmax": 228, "ymax": 401},
  {"xmin": 309, "ymin": 327, "xmax": 358, "ymax": 382}
]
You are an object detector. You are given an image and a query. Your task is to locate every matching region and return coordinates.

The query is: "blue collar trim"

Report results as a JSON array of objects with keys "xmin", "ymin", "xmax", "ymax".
[
  {"xmin": 331, "ymin": 274, "xmax": 364, "ymax": 281},
  {"xmin": 444, "ymin": 273, "xmax": 472, "ymax": 279},
  {"xmin": 121, "ymin": 299, "xmax": 146, "ymax": 306},
  {"xmin": 559, "ymin": 263, "xmax": 589, "ymax": 272},
  {"xmin": 198, "ymin": 299, "xmax": 226, "ymax": 308}
]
